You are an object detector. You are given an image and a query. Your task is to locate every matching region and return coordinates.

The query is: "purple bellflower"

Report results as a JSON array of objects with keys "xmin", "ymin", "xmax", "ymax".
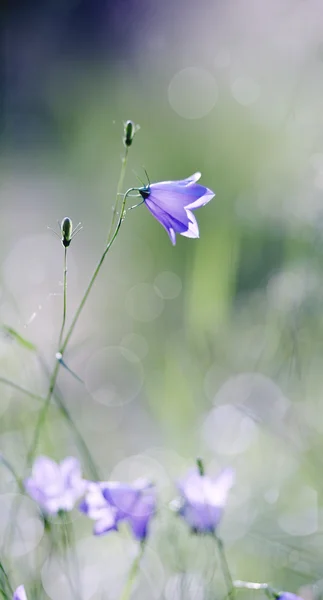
[
  {"xmin": 13, "ymin": 586, "xmax": 27, "ymax": 600},
  {"xmin": 137, "ymin": 172, "xmax": 215, "ymax": 245},
  {"xmin": 24, "ymin": 456, "xmax": 86, "ymax": 515},
  {"xmin": 177, "ymin": 467, "xmax": 234, "ymax": 534},
  {"xmin": 80, "ymin": 478, "xmax": 156, "ymax": 541}
]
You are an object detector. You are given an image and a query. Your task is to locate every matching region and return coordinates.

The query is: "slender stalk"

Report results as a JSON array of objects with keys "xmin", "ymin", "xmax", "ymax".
[
  {"xmin": 234, "ymin": 581, "xmax": 269, "ymax": 591},
  {"xmin": 107, "ymin": 146, "xmax": 129, "ymax": 243},
  {"xmin": 214, "ymin": 536, "xmax": 235, "ymax": 600},
  {"xmin": 119, "ymin": 541, "xmax": 145, "ymax": 600},
  {"xmin": 26, "ymin": 360, "xmax": 60, "ymax": 464},
  {"xmin": 58, "ymin": 246, "xmax": 68, "ymax": 347},
  {"xmin": 0, "ymin": 377, "xmax": 43, "ymax": 403},
  {"xmin": 26, "ymin": 166, "xmax": 130, "ymax": 466}
]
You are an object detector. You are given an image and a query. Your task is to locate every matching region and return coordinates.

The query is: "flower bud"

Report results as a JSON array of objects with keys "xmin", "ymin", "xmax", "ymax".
[
  {"xmin": 196, "ymin": 457, "xmax": 205, "ymax": 476},
  {"xmin": 61, "ymin": 217, "xmax": 73, "ymax": 247},
  {"xmin": 123, "ymin": 120, "xmax": 139, "ymax": 147}
]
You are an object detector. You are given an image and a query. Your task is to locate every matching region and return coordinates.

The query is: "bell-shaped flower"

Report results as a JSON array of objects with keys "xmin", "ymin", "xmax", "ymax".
[
  {"xmin": 24, "ymin": 456, "xmax": 86, "ymax": 515},
  {"xmin": 13, "ymin": 586, "xmax": 27, "ymax": 600},
  {"xmin": 80, "ymin": 478, "xmax": 156, "ymax": 541},
  {"xmin": 177, "ymin": 467, "xmax": 234, "ymax": 534},
  {"xmin": 79, "ymin": 482, "xmax": 118, "ymax": 535},
  {"xmin": 137, "ymin": 172, "xmax": 215, "ymax": 245}
]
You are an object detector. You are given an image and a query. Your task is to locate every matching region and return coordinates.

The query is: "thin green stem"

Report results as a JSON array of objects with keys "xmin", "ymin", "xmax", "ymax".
[
  {"xmin": 58, "ymin": 246, "xmax": 68, "ymax": 347},
  {"xmin": 26, "ymin": 360, "xmax": 60, "ymax": 464},
  {"xmin": 214, "ymin": 536, "xmax": 235, "ymax": 600},
  {"xmin": 107, "ymin": 146, "xmax": 129, "ymax": 243},
  {"xmin": 0, "ymin": 377, "xmax": 43, "ymax": 403},
  {"xmin": 26, "ymin": 167, "xmax": 130, "ymax": 467},
  {"xmin": 119, "ymin": 541, "xmax": 145, "ymax": 600}
]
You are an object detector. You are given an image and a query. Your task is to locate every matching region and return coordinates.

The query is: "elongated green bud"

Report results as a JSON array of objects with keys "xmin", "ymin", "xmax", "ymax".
[
  {"xmin": 123, "ymin": 120, "xmax": 139, "ymax": 147},
  {"xmin": 61, "ymin": 217, "xmax": 73, "ymax": 247},
  {"xmin": 196, "ymin": 457, "xmax": 205, "ymax": 476}
]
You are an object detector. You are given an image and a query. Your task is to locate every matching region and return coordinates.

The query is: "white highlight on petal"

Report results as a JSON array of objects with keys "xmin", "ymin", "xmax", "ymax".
[{"xmin": 168, "ymin": 67, "xmax": 218, "ymax": 119}]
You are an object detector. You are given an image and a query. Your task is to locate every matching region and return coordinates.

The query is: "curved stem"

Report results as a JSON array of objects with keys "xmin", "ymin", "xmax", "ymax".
[
  {"xmin": 26, "ymin": 171, "xmax": 130, "ymax": 466},
  {"xmin": 215, "ymin": 536, "xmax": 235, "ymax": 600},
  {"xmin": 58, "ymin": 246, "xmax": 68, "ymax": 347},
  {"xmin": 107, "ymin": 146, "xmax": 129, "ymax": 243},
  {"xmin": 0, "ymin": 377, "xmax": 43, "ymax": 403}
]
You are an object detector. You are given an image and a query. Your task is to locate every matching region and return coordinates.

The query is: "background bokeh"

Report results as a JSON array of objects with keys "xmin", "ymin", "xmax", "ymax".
[{"xmin": 2, "ymin": 0, "xmax": 323, "ymax": 598}]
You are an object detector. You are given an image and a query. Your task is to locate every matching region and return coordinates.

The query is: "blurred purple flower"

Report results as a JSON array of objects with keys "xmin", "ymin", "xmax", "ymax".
[
  {"xmin": 13, "ymin": 586, "xmax": 27, "ymax": 600},
  {"xmin": 79, "ymin": 482, "xmax": 118, "ymax": 535},
  {"xmin": 138, "ymin": 172, "xmax": 215, "ymax": 245},
  {"xmin": 25, "ymin": 456, "xmax": 86, "ymax": 515},
  {"xmin": 276, "ymin": 594, "xmax": 303, "ymax": 600},
  {"xmin": 177, "ymin": 467, "xmax": 234, "ymax": 533},
  {"xmin": 80, "ymin": 479, "xmax": 156, "ymax": 540}
]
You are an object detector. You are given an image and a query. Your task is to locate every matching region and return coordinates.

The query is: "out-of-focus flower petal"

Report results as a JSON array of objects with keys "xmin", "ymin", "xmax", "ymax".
[
  {"xmin": 177, "ymin": 467, "xmax": 234, "ymax": 534},
  {"xmin": 277, "ymin": 593, "xmax": 304, "ymax": 600},
  {"xmin": 24, "ymin": 455, "xmax": 86, "ymax": 515},
  {"xmin": 13, "ymin": 585, "xmax": 27, "ymax": 600},
  {"xmin": 81, "ymin": 479, "xmax": 156, "ymax": 541}
]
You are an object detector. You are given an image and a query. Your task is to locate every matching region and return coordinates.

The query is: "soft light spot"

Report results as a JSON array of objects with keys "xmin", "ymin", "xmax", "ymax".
[
  {"xmin": 168, "ymin": 67, "xmax": 218, "ymax": 119},
  {"xmin": 85, "ymin": 346, "xmax": 144, "ymax": 407},
  {"xmin": 154, "ymin": 271, "xmax": 182, "ymax": 299},
  {"xmin": 165, "ymin": 573, "xmax": 205, "ymax": 600},
  {"xmin": 202, "ymin": 404, "xmax": 257, "ymax": 455},
  {"xmin": 214, "ymin": 49, "xmax": 231, "ymax": 69},
  {"xmin": 120, "ymin": 333, "xmax": 149, "ymax": 359},
  {"xmin": 0, "ymin": 493, "xmax": 44, "ymax": 557},
  {"xmin": 278, "ymin": 486, "xmax": 318, "ymax": 536},
  {"xmin": 231, "ymin": 77, "xmax": 260, "ymax": 106},
  {"xmin": 125, "ymin": 283, "xmax": 164, "ymax": 322}
]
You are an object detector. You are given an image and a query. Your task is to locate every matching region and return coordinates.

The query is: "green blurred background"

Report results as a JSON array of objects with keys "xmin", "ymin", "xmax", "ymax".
[{"xmin": 2, "ymin": 0, "xmax": 323, "ymax": 598}]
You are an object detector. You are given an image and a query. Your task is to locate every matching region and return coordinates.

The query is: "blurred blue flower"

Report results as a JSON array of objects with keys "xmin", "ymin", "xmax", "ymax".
[
  {"xmin": 25, "ymin": 456, "xmax": 86, "ymax": 515},
  {"xmin": 13, "ymin": 586, "xmax": 27, "ymax": 600},
  {"xmin": 138, "ymin": 172, "xmax": 215, "ymax": 245},
  {"xmin": 177, "ymin": 467, "xmax": 234, "ymax": 533},
  {"xmin": 276, "ymin": 593, "xmax": 303, "ymax": 600},
  {"xmin": 80, "ymin": 478, "xmax": 156, "ymax": 540}
]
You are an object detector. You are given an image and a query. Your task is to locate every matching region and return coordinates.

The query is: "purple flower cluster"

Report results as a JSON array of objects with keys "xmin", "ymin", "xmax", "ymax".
[{"xmin": 24, "ymin": 455, "xmax": 156, "ymax": 541}]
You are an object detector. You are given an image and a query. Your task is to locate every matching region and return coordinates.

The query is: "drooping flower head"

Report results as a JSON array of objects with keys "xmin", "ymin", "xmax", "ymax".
[
  {"xmin": 24, "ymin": 456, "xmax": 86, "ymax": 515},
  {"xmin": 13, "ymin": 586, "xmax": 27, "ymax": 600},
  {"xmin": 135, "ymin": 172, "xmax": 215, "ymax": 245},
  {"xmin": 176, "ymin": 466, "xmax": 234, "ymax": 534},
  {"xmin": 80, "ymin": 478, "xmax": 156, "ymax": 541}
]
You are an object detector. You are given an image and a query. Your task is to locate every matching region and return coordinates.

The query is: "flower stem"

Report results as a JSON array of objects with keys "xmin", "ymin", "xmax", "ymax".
[
  {"xmin": 107, "ymin": 146, "xmax": 129, "ymax": 243},
  {"xmin": 234, "ymin": 581, "xmax": 269, "ymax": 591},
  {"xmin": 0, "ymin": 377, "xmax": 43, "ymax": 403},
  {"xmin": 26, "ymin": 160, "xmax": 130, "ymax": 466},
  {"xmin": 58, "ymin": 246, "xmax": 68, "ymax": 347},
  {"xmin": 119, "ymin": 541, "xmax": 145, "ymax": 600},
  {"xmin": 215, "ymin": 536, "xmax": 235, "ymax": 600}
]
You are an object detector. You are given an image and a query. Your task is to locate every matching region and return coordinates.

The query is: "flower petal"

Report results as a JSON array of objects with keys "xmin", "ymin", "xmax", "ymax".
[
  {"xmin": 13, "ymin": 586, "xmax": 27, "ymax": 600},
  {"xmin": 145, "ymin": 198, "xmax": 199, "ymax": 245}
]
